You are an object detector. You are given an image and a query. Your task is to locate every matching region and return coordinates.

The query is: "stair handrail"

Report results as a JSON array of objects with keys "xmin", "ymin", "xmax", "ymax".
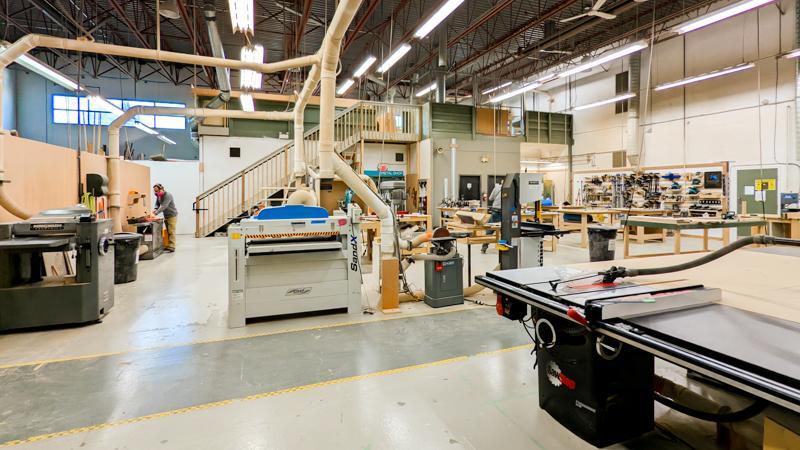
[{"xmin": 197, "ymin": 101, "xmax": 367, "ymax": 200}]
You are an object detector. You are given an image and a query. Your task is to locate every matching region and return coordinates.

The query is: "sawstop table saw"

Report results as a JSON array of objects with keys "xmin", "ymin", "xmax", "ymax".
[{"xmin": 476, "ymin": 235, "xmax": 800, "ymax": 447}]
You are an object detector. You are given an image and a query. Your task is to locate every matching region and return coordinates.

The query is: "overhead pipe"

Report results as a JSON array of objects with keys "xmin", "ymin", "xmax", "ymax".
[
  {"xmin": 106, "ymin": 107, "xmax": 293, "ymax": 232},
  {"xmin": 318, "ymin": 0, "xmax": 361, "ymax": 179},
  {"xmin": 293, "ymin": 63, "xmax": 320, "ymax": 182},
  {"xmin": 0, "ymin": 34, "xmax": 320, "ymax": 132},
  {"xmin": 315, "ymin": 0, "xmax": 414, "ymax": 255}
]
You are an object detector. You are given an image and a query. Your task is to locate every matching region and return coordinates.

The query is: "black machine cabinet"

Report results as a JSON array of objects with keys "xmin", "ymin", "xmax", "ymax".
[{"xmin": 535, "ymin": 310, "xmax": 654, "ymax": 447}]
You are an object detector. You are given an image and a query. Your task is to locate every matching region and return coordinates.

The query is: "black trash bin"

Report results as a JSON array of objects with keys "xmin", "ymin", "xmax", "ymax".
[
  {"xmin": 114, "ymin": 233, "xmax": 142, "ymax": 284},
  {"xmin": 588, "ymin": 225, "xmax": 618, "ymax": 262}
]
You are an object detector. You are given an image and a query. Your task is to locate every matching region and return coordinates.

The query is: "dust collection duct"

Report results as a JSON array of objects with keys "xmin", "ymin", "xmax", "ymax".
[
  {"xmin": 197, "ymin": 3, "xmax": 232, "ymax": 114},
  {"xmin": 159, "ymin": 0, "xmax": 181, "ymax": 19},
  {"xmin": 0, "ymin": 0, "xmax": 412, "ymax": 259}
]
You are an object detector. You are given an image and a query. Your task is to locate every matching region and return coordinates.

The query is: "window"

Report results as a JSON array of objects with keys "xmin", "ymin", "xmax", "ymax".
[
  {"xmin": 230, "ymin": 147, "xmax": 241, "ymax": 158},
  {"xmin": 52, "ymin": 94, "xmax": 186, "ymax": 130}
]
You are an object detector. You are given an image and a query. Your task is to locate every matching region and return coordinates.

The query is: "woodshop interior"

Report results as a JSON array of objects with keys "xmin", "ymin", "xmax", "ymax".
[{"xmin": 1, "ymin": 0, "xmax": 800, "ymax": 449}]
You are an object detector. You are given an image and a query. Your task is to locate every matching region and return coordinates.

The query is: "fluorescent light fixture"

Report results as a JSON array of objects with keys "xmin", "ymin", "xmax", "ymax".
[
  {"xmin": 482, "ymin": 81, "xmax": 511, "ymax": 95},
  {"xmin": 377, "ymin": 44, "xmax": 412, "ymax": 73},
  {"xmin": 157, "ymin": 135, "xmax": 177, "ymax": 145},
  {"xmin": 488, "ymin": 82, "xmax": 542, "ymax": 103},
  {"xmin": 416, "ymin": 82, "xmax": 437, "ymax": 97},
  {"xmin": 240, "ymin": 93, "xmax": 255, "ymax": 112},
  {"xmin": 336, "ymin": 79, "xmax": 355, "ymax": 95},
  {"xmin": 0, "ymin": 44, "xmax": 80, "ymax": 91},
  {"xmin": 521, "ymin": 160, "xmax": 552, "ymax": 164},
  {"xmin": 90, "ymin": 96, "xmax": 124, "ymax": 114},
  {"xmin": 557, "ymin": 41, "xmax": 648, "ymax": 79},
  {"xmin": 240, "ymin": 44, "xmax": 264, "ymax": 89},
  {"xmin": 414, "ymin": 0, "xmax": 464, "ymax": 38},
  {"xmin": 573, "ymin": 92, "xmax": 636, "ymax": 111},
  {"xmin": 673, "ymin": 0, "xmax": 774, "ymax": 34},
  {"xmin": 781, "ymin": 49, "xmax": 800, "ymax": 59},
  {"xmin": 134, "ymin": 122, "xmax": 159, "ymax": 135},
  {"xmin": 654, "ymin": 63, "xmax": 754, "ymax": 91},
  {"xmin": 353, "ymin": 56, "xmax": 377, "ymax": 77},
  {"xmin": 228, "ymin": 0, "xmax": 254, "ymax": 33},
  {"xmin": 18, "ymin": 54, "xmax": 81, "ymax": 90}
]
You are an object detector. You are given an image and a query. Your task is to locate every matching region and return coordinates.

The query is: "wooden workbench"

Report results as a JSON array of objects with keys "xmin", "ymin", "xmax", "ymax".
[
  {"xmin": 360, "ymin": 214, "xmax": 432, "ymax": 258},
  {"xmin": 739, "ymin": 214, "xmax": 800, "ymax": 239},
  {"xmin": 438, "ymin": 206, "xmax": 488, "ymax": 227},
  {"xmin": 621, "ymin": 216, "xmax": 768, "ymax": 258},
  {"xmin": 570, "ymin": 250, "xmax": 800, "ymax": 324},
  {"xmin": 613, "ymin": 208, "xmax": 672, "ymax": 244},
  {"xmin": 556, "ymin": 208, "xmax": 618, "ymax": 248}
]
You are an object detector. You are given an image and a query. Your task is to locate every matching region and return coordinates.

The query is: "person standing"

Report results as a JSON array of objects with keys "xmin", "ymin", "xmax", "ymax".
[
  {"xmin": 481, "ymin": 182, "xmax": 503, "ymax": 253},
  {"xmin": 151, "ymin": 183, "xmax": 178, "ymax": 252}
]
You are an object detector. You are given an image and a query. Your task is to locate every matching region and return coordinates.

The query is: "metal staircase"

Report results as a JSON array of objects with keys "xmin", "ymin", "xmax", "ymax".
[{"xmin": 194, "ymin": 101, "xmax": 421, "ymax": 237}]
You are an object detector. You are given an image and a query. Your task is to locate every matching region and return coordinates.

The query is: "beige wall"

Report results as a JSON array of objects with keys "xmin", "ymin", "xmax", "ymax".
[{"xmin": 0, "ymin": 135, "xmax": 150, "ymax": 229}]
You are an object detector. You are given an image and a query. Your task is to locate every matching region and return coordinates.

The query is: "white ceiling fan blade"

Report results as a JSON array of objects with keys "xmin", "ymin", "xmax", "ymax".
[
  {"xmin": 592, "ymin": 0, "xmax": 608, "ymax": 11},
  {"xmin": 560, "ymin": 13, "xmax": 589, "ymax": 23},
  {"xmin": 592, "ymin": 11, "xmax": 617, "ymax": 20}
]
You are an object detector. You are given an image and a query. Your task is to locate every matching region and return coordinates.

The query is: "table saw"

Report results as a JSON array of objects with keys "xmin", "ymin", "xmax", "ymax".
[{"xmin": 476, "ymin": 240, "xmax": 800, "ymax": 447}]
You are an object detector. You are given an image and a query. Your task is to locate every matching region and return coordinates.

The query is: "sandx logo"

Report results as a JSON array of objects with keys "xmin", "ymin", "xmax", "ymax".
[{"xmin": 350, "ymin": 235, "xmax": 359, "ymax": 272}]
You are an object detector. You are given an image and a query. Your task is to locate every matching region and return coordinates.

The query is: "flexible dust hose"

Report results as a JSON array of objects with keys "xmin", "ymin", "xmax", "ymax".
[
  {"xmin": 398, "ymin": 264, "xmax": 500, "ymax": 302},
  {"xmin": 408, "ymin": 247, "xmax": 456, "ymax": 262},
  {"xmin": 601, "ymin": 235, "xmax": 800, "ymax": 283}
]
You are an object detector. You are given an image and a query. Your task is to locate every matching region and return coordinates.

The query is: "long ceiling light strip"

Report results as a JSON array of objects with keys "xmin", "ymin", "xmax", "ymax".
[
  {"xmin": 488, "ymin": 82, "xmax": 542, "ymax": 103},
  {"xmin": 482, "ymin": 81, "xmax": 511, "ymax": 95},
  {"xmin": 414, "ymin": 0, "xmax": 464, "ymax": 38},
  {"xmin": 415, "ymin": 82, "xmax": 437, "ymax": 97},
  {"xmin": 781, "ymin": 49, "xmax": 800, "ymax": 59},
  {"xmin": 653, "ymin": 62, "xmax": 755, "ymax": 91},
  {"xmin": 573, "ymin": 93, "xmax": 636, "ymax": 111},
  {"xmin": 353, "ymin": 56, "xmax": 377, "ymax": 77},
  {"xmin": 240, "ymin": 44, "xmax": 264, "ymax": 90},
  {"xmin": 336, "ymin": 79, "xmax": 355, "ymax": 95},
  {"xmin": 557, "ymin": 41, "xmax": 648, "ymax": 79},
  {"xmin": 672, "ymin": 0, "xmax": 774, "ymax": 34},
  {"xmin": 228, "ymin": 0, "xmax": 254, "ymax": 34},
  {"xmin": 377, "ymin": 44, "xmax": 412, "ymax": 73},
  {"xmin": 240, "ymin": 93, "xmax": 255, "ymax": 112}
]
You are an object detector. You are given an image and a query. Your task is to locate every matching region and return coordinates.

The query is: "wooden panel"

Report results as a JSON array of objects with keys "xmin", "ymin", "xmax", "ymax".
[
  {"xmin": 475, "ymin": 108, "xmax": 510, "ymax": 136},
  {"xmin": 0, "ymin": 135, "xmax": 150, "ymax": 227}
]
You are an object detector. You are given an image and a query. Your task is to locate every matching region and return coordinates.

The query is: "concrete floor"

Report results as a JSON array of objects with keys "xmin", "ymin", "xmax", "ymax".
[{"xmin": 0, "ymin": 231, "xmax": 743, "ymax": 449}]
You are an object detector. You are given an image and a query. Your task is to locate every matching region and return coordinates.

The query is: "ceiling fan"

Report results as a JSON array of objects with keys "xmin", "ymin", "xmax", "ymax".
[{"xmin": 560, "ymin": 0, "xmax": 617, "ymax": 22}]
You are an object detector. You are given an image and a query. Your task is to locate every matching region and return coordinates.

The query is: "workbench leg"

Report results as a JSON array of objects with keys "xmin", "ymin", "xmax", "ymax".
[
  {"xmin": 703, "ymin": 229, "xmax": 709, "ymax": 252},
  {"xmin": 674, "ymin": 230, "xmax": 682, "ymax": 254},
  {"xmin": 636, "ymin": 226, "xmax": 645, "ymax": 244},
  {"xmin": 581, "ymin": 215, "xmax": 588, "ymax": 248},
  {"xmin": 791, "ymin": 222, "xmax": 800, "ymax": 239},
  {"xmin": 623, "ymin": 226, "xmax": 630, "ymax": 258},
  {"xmin": 722, "ymin": 228, "xmax": 730, "ymax": 246}
]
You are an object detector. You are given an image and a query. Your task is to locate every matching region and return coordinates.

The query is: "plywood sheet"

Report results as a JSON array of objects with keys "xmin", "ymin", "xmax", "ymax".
[
  {"xmin": 570, "ymin": 251, "xmax": 800, "ymax": 324},
  {"xmin": 0, "ymin": 135, "xmax": 150, "ymax": 228}
]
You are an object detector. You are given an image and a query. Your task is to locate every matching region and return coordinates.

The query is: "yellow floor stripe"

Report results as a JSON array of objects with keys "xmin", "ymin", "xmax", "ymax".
[
  {"xmin": 0, "ymin": 305, "xmax": 489, "ymax": 370},
  {"xmin": 0, "ymin": 343, "xmax": 533, "ymax": 447}
]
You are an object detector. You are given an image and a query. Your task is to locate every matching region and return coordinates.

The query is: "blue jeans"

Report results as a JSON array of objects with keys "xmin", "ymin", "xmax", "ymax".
[{"xmin": 482, "ymin": 210, "xmax": 502, "ymax": 251}]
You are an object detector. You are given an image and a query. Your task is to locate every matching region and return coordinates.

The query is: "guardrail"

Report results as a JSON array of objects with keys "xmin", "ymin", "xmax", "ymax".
[{"xmin": 194, "ymin": 101, "xmax": 421, "ymax": 237}]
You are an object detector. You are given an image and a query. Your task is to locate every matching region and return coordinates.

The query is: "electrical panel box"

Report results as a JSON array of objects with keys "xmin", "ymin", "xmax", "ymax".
[{"xmin": 519, "ymin": 173, "xmax": 544, "ymax": 205}]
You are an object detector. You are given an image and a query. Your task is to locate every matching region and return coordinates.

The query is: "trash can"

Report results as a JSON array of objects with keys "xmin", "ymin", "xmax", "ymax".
[
  {"xmin": 588, "ymin": 225, "xmax": 617, "ymax": 262},
  {"xmin": 114, "ymin": 233, "xmax": 142, "ymax": 284}
]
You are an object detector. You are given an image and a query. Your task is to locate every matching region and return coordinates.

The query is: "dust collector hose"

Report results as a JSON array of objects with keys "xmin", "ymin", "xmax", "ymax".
[
  {"xmin": 653, "ymin": 392, "xmax": 767, "ymax": 423},
  {"xmin": 601, "ymin": 235, "xmax": 800, "ymax": 283},
  {"xmin": 408, "ymin": 247, "xmax": 456, "ymax": 262}
]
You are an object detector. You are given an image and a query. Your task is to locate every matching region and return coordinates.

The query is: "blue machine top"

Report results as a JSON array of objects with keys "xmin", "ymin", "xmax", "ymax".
[{"xmin": 253, "ymin": 205, "xmax": 330, "ymax": 220}]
